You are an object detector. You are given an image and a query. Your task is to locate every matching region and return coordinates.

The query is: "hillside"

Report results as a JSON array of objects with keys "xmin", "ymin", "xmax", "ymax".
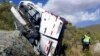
[
  {"xmin": 84, "ymin": 24, "xmax": 100, "ymax": 33},
  {"xmin": 63, "ymin": 24, "xmax": 100, "ymax": 56},
  {"xmin": 84, "ymin": 24, "xmax": 100, "ymax": 43}
]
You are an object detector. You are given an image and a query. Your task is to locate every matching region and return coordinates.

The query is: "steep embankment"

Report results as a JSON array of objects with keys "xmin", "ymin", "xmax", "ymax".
[{"xmin": 0, "ymin": 30, "xmax": 36, "ymax": 56}]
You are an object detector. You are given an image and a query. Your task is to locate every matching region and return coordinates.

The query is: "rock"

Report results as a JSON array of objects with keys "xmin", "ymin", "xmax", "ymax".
[
  {"xmin": 0, "ymin": 30, "xmax": 36, "ymax": 56},
  {"xmin": 93, "ymin": 42, "xmax": 100, "ymax": 56},
  {"xmin": 94, "ymin": 42, "xmax": 100, "ymax": 53}
]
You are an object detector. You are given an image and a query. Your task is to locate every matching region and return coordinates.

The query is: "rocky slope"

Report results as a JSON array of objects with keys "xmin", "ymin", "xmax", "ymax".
[{"xmin": 0, "ymin": 30, "xmax": 36, "ymax": 56}]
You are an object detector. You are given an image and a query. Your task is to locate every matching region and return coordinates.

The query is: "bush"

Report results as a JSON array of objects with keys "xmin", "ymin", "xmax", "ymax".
[{"xmin": 0, "ymin": 3, "xmax": 15, "ymax": 30}]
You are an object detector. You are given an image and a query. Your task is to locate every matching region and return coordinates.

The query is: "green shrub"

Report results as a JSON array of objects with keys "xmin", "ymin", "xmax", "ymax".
[{"xmin": 0, "ymin": 3, "xmax": 15, "ymax": 30}]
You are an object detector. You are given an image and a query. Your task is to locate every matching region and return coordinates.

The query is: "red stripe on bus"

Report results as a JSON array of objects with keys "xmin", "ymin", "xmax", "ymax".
[
  {"xmin": 46, "ymin": 47, "xmax": 49, "ymax": 52},
  {"xmin": 51, "ymin": 31, "xmax": 53, "ymax": 35},
  {"xmin": 53, "ymin": 24, "xmax": 55, "ymax": 28},
  {"xmin": 48, "ymin": 41, "xmax": 50, "ymax": 44}
]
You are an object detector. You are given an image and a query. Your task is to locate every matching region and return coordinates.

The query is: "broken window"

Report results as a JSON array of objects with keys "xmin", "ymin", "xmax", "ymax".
[{"xmin": 19, "ymin": 2, "xmax": 41, "ymax": 25}]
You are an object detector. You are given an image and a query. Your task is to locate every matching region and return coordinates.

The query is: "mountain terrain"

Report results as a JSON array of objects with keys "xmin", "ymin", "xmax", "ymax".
[{"xmin": 0, "ymin": 2, "xmax": 100, "ymax": 56}]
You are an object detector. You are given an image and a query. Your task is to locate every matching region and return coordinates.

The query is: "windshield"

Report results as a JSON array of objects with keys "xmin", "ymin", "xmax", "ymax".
[{"xmin": 19, "ymin": 3, "xmax": 41, "ymax": 24}]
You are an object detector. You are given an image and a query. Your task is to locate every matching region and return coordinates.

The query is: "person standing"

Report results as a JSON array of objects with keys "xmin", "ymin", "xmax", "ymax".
[{"xmin": 82, "ymin": 32, "xmax": 91, "ymax": 51}]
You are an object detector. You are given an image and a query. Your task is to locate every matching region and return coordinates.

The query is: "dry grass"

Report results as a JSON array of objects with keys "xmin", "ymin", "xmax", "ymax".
[{"xmin": 66, "ymin": 47, "xmax": 82, "ymax": 56}]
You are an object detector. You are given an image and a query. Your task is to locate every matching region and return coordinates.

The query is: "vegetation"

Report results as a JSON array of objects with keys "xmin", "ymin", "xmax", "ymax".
[
  {"xmin": 63, "ymin": 23, "xmax": 100, "ymax": 56},
  {"xmin": 0, "ymin": 2, "xmax": 15, "ymax": 30}
]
